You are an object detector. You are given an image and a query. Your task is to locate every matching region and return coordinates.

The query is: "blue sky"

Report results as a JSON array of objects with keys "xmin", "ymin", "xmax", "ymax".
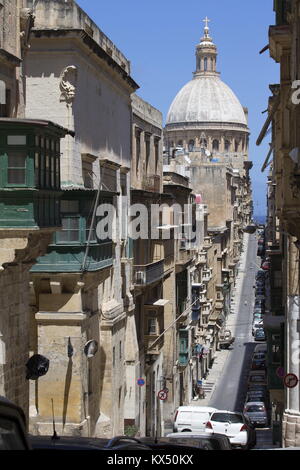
[{"xmin": 77, "ymin": 0, "xmax": 279, "ymax": 217}]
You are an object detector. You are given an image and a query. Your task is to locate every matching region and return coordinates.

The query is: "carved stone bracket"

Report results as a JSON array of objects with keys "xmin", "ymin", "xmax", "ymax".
[
  {"xmin": 20, "ymin": 8, "xmax": 35, "ymax": 52},
  {"xmin": 60, "ymin": 66, "xmax": 78, "ymax": 106},
  {"xmin": 0, "ymin": 231, "xmax": 53, "ymax": 270}
]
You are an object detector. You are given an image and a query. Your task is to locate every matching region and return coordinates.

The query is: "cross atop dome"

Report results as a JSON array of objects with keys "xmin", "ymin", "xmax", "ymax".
[
  {"xmin": 203, "ymin": 16, "xmax": 211, "ymax": 38},
  {"xmin": 203, "ymin": 16, "xmax": 210, "ymax": 30}
]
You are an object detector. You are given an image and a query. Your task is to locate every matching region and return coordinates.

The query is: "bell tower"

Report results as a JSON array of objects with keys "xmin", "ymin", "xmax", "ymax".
[{"xmin": 195, "ymin": 17, "xmax": 219, "ymax": 76}]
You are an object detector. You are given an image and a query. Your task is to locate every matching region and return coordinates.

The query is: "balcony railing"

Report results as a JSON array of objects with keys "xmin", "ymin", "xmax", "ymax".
[{"xmin": 133, "ymin": 259, "xmax": 164, "ymax": 286}]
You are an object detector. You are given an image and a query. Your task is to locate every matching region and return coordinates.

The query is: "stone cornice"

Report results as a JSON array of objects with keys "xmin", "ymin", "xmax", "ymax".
[{"xmin": 31, "ymin": 29, "xmax": 139, "ymax": 92}]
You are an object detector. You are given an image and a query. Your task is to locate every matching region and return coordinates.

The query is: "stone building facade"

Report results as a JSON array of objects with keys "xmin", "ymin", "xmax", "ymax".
[
  {"xmin": 23, "ymin": 0, "xmax": 139, "ymax": 437},
  {"xmin": 0, "ymin": 0, "xmax": 70, "ymax": 420},
  {"xmin": 259, "ymin": 0, "xmax": 300, "ymax": 448}
]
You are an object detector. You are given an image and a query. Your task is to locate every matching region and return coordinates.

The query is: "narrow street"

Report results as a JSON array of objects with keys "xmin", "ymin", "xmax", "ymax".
[{"xmin": 209, "ymin": 233, "xmax": 279, "ymax": 449}]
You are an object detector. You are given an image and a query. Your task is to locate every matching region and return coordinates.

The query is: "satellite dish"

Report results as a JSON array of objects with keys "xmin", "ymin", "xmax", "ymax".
[{"xmin": 84, "ymin": 340, "xmax": 99, "ymax": 358}]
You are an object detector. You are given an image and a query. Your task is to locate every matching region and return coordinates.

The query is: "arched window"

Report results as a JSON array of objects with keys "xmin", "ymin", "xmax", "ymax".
[
  {"xmin": 204, "ymin": 57, "xmax": 208, "ymax": 71},
  {"xmin": 212, "ymin": 139, "xmax": 219, "ymax": 151},
  {"xmin": 188, "ymin": 140, "xmax": 195, "ymax": 151},
  {"xmin": 200, "ymin": 138, "xmax": 207, "ymax": 148},
  {"xmin": 177, "ymin": 140, "xmax": 183, "ymax": 148},
  {"xmin": 235, "ymin": 140, "xmax": 239, "ymax": 152},
  {"xmin": 225, "ymin": 140, "xmax": 231, "ymax": 152}
]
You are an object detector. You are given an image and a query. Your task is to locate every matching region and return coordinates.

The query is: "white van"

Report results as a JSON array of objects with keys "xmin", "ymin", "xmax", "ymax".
[{"xmin": 173, "ymin": 406, "xmax": 217, "ymax": 433}]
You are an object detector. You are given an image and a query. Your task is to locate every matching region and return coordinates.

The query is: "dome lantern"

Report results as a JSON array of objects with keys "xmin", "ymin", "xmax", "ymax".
[{"xmin": 195, "ymin": 17, "xmax": 218, "ymax": 76}]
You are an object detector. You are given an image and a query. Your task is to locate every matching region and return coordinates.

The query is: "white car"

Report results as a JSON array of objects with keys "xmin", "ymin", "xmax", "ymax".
[
  {"xmin": 205, "ymin": 410, "xmax": 256, "ymax": 449},
  {"xmin": 173, "ymin": 406, "xmax": 217, "ymax": 433}
]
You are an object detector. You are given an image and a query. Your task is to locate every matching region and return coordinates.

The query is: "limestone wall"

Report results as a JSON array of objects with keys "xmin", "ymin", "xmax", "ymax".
[{"xmin": 0, "ymin": 264, "xmax": 30, "ymax": 416}]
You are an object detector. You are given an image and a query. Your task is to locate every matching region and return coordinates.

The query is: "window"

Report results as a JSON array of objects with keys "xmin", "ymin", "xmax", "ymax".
[
  {"xmin": 7, "ymin": 152, "xmax": 27, "ymax": 185},
  {"xmin": 272, "ymin": 335, "xmax": 281, "ymax": 364},
  {"xmin": 0, "ymin": 89, "xmax": 11, "ymax": 118},
  {"xmin": 235, "ymin": 140, "xmax": 239, "ymax": 152},
  {"xmin": 204, "ymin": 57, "xmax": 208, "ymax": 71},
  {"xmin": 188, "ymin": 140, "xmax": 195, "ymax": 151},
  {"xmin": 200, "ymin": 139, "xmax": 207, "ymax": 148},
  {"xmin": 119, "ymin": 341, "xmax": 122, "ymax": 359},
  {"xmin": 136, "ymin": 128, "xmax": 141, "ymax": 174},
  {"xmin": 148, "ymin": 318, "xmax": 158, "ymax": 335},
  {"xmin": 212, "ymin": 139, "xmax": 219, "ymax": 151},
  {"xmin": 154, "ymin": 138, "xmax": 160, "ymax": 172},
  {"xmin": 86, "ymin": 215, "xmax": 97, "ymax": 243},
  {"xmin": 57, "ymin": 200, "xmax": 80, "ymax": 244},
  {"xmin": 225, "ymin": 140, "xmax": 231, "ymax": 152},
  {"xmin": 82, "ymin": 157, "xmax": 93, "ymax": 189},
  {"xmin": 57, "ymin": 217, "xmax": 80, "ymax": 243},
  {"xmin": 35, "ymin": 152, "xmax": 40, "ymax": 186},
  {"xmin": 145, "ymin": 134, "xmax": 151, "ymax": 172},
  {"xmin": 113, "ymin": 347, "xmax": 115, "ymax": 367}
]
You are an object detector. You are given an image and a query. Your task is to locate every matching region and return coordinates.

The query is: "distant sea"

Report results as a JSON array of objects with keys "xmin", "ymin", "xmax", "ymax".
[{"xmin": 253, "ymin": 215, "xmax": 266, "ymax": 225}]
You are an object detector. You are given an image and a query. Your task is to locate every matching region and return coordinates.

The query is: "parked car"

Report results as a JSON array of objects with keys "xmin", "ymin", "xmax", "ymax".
[
  {"xmin": 205, "ymin": 411, "xmax": 256, "ymax": 449},
  {"xmin": 255, "ymin": 280, "xmax": 265, "ymax": 287},
  {"xmin": 256, "ymin": 270, "xmax": 266, "ymax": 280},
  {"xmin": 30, "ymin": 435, "xmax": 153, "ymax": 451},
  {"xmin": 173, "ymin": 406, "xmax": 217, "ymax": 433},
  {"xmin": 218, "ymin": 329, "xmax": 235, "ymax": 349},
  {"xmin": 245, "ymin": 390, "xmax": 268, "ymax": 406},
  {"xmin": 255, "ymin": 328, "xmax": 266, "ymax": 341},
  {"xmin": 251, "ymin": 353, "xmax": 266, "ymax": 370},
  {"xmin": 248, "ymin": 371, "xmax": 267, "ymax": 387},
  {"xmin": 261, "ymin": 261, "xmax": 270, "ymax": 270},
  {"xmin": 254, "ymin": 343, "xmax": 267, "ymax": 354},
  {"xmin": 165, "ymin": 432, "xmax": 232, "ymax": 450},
  {"xmin": 255, "ymin": 288, "xmax": 265, "ymax": 295},
  {"xmin": 255, "ymin": 295, "xmax": 266, "ymax": 301},
  {"xmin": 243, "ymin": 402, "xmax": 268, "ymax": 428},
  {"xmin": 252, "ymin": 321, "xmax": 264, "ymax": 336},
  {"xmin": 253, "ymin": 310, "xmax": 263, "ymax": 321},
  {"xmin": 0, "ymin": 396, "xmax": 31, "ymax": 450},
  {"xmin": 253, "ymin": 308, "xmax": 264, "ymax": 316}
]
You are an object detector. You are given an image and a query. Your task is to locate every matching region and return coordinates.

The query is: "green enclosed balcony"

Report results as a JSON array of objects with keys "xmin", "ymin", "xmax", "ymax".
[
  {"xmin": 178, "ymin": 329, "xmax": 189, "ymax": 367},
  {"xmin": 0, "ymin": 118, "xmax": 71, "ymax": 229},
  {"xmin": 31, "ymin": 191, "xmax": 114, "ymax": 273}
]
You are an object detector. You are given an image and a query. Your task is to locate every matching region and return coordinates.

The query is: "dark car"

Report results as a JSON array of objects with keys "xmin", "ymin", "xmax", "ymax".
[
  {"xmin": 256, "ymin": 270, "xmax": 266, "ymax": 280},
  {"xmin": 245, "ymin": 390, "xmax": 268, "ymax": 406},
  {"xmin": 0, "ymin": 396, "xmax": 31, "ymax": 450},
  {"xmin": 243, "ymin": 402, "xmax": 268, "ymax": 428},
  {"xmin": 255, "ymin": 328, "xmax": 266, "ymax": 341},
  {"xmin": 255, "ymin": 280, "xmax": 265, "ymax": 287},
  {"xmin": 29, "ymin": 435, "xmax": 152, "ymax": 451},
  {"xmin": 164, "ymin": 432, "xmax": 232, "ymax": 450},
  {"xmin": 251, "ymin": 352, "xmax": 266, "ymax": 370}
]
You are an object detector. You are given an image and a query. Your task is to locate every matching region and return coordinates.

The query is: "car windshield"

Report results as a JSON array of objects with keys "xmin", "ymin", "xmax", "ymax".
[
  {"xmin": 250, "ymin": 375, "xmax": 265, "ymax": 382},
  {"xmin": 253, "ymin": 353, "xmax": 265, "ymax": 359},
  {"xmin": 245, "ymin": 405, "xmax": 265, "ymax": 412},
  {"xmin": 211, "ymin": 413, "xmax": 243, "ymax": 424}
]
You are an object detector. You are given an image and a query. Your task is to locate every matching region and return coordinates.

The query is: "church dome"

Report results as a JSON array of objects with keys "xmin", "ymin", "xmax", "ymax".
[
  {"xmin": 166, "ymin": 19, "xmax": 248, "ymax": 130},
  {"xmin": 166, "ymin": 75, "xmax": 247, "ymax": 127}
]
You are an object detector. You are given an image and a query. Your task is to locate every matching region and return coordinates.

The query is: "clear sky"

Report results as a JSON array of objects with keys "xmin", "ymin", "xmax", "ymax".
[{"xmin": 77, "ymin": 0, "xmax": 279, "ymax": 217}]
